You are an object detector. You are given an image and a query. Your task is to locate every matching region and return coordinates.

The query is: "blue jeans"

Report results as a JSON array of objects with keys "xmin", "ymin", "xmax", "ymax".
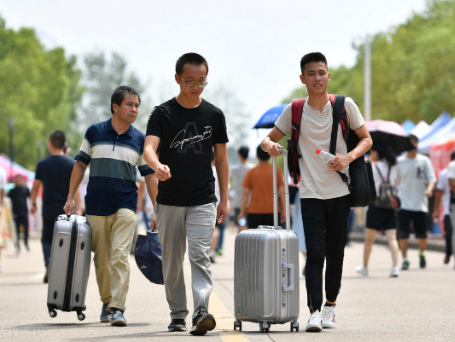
[{"xmin": 216, "ymin": 221, "xmax": 226, "ymax": 250}]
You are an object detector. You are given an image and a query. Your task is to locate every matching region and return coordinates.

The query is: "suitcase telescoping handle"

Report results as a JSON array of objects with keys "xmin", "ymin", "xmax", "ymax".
[{"xmin": 272, "ymin": 149, "xmax": 291, "ymax": 230}]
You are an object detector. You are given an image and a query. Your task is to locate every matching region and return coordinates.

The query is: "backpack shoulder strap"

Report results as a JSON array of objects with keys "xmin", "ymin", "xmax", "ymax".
[
  {"xmin": 291, "ymin": 98, "xmax": 306, "ymax": 144},
  {"xmin": 329, "ymin": 94, "xmax": 346, "ymax": 154},
  {"xmin": 375, "ymin": 164, "xmax": 385, "ymax": 183}
]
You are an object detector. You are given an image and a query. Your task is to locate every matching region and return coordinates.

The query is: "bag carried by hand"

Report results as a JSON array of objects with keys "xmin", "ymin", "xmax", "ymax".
[
  {"xmin": 134, "ymin": 228, "xmax": 164, "ymax": 285},
  {"xmin": 374, "ymin": 164, "xmax": 400, "ymax": 210}
]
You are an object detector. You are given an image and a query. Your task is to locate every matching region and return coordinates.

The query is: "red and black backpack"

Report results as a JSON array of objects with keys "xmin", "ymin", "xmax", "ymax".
[{"xmin": 286, "ymin": 94, "xmax": 376, "ymax": 207}]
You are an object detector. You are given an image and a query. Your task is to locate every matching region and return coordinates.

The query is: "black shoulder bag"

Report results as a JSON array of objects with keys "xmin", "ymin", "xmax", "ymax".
[{"xmin": 330, "ymin": 95, "xmax": 377, "ymax": 207}]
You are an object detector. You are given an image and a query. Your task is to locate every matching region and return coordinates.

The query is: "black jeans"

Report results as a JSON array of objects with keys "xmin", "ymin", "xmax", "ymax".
[
  {"xmin": 42, "ymin": 217, "xmax": 55, "ymax": 268},
  {"xmin": 14, "ymin": 215, "xmax": 29, "ymax": 250},
  {"xmin": 301, "ymin": 195, "xmax": 351, "ymax": 312},
  {"xmin": 444, "ymin": 215, "xmax": 453, "ymax": 257}
]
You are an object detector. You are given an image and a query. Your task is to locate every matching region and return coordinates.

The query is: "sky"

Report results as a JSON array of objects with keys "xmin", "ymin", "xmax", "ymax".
[{"xmin": 2, "ymin": 0, "xmax": 427, "ymax": 147}]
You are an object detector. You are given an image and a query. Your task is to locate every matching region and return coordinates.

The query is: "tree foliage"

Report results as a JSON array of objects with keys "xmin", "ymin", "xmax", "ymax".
[
  {"xmin": 283, "ymin": 0, "xmax": 455, "ymax": 123},
  {"xmin": 78, "ymin": 52, "xmax": 150, "ymax": 132},
  {"xmin": 0, "ymin": 17, "xmax": 83, "ymax": 170}
]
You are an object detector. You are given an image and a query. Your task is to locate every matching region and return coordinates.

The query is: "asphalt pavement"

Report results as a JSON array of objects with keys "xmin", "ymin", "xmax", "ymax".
[{"xmin": 1, "ymin": 227, "xmax": 454, "ymax": 342}]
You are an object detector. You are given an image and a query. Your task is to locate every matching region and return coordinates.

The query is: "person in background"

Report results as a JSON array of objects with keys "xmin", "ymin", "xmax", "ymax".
[
  {"xmin": 435, "ymin": 151, "xmax": 455, "ymax": 266},
  {"xmin": 396, "ymin": 134, "xmax": 436, "ymax": 270},
  {"xmin": 210, "ymin": 151, "xmax": 222, "ymax": 263},
  {"xmin": 292, "ymin": 185, "xmax": 307, "ymax": 275},
  {"xmin": 8, "ymin": 175, "xmax": 31, "ymax": 252},
  {"xmin": 0, "ymin": 165, "xmax": 6, "ymax": 273},
  {"xmin": 238, "ymin": 145, "xmax": 285, "ymax": 228},
  {"xmin": 30, "ymin": 130, "xmax": 83, "ymax": 283},
  {"xmin": 230, "ymin": 146, "xmax": 253, "ymax": 232},
  {"xmin": 356, "ymin": 143, "xmax": 400, "ymax": 277}
]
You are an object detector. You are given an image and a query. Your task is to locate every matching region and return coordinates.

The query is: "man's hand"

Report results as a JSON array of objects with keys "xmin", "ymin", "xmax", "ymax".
[
  {"xmin": 155, "ymin": 164, "xmax": 172, "ymax": 181},
  {"xmin": 30, "ymin": 203, "xmax": 37, "ymax": 215},
  {"xmin": 280, "ymin": 211, "xmax": 286, "ymax": 224},
  {"xmin": 432, "ymin": 211, "xmax": 439, "ymax": 223},
  {"xmin": 329, "ymin": 153, "xmax": 355, "ymax": 172},
  {"xmin": 265, "ymin": 141, "xmax": 284, "ymax": 157},
  {"xmin": 217, "ymin": 201, "xmax": 228, "ymax": 224},
  {"xmin": 425, "ymin": 189, "xmax": 433, "ymax": 198},
  {"xmin": 151, "ymin": 213, "xmax": 156, "ymax": 230},
  {"xmin": 63, "ymin": 199, "xmax": 76, "ymax": 215}
]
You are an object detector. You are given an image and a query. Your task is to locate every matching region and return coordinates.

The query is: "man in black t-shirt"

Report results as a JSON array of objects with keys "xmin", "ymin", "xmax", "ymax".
[
  {"xmin": 144, "ymin": 53, "xmax": 229, "ymax": 336},
  {"xmin": 8, "ymin": 175, "xmax": 31, "ymax": 252},
  {"xmin": 30, "ymin": 130, "xmax": 82, "ymax": 283}
]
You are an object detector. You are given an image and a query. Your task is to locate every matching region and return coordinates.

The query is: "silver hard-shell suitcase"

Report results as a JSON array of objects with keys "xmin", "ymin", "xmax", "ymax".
[
  {"xmin": 234, "ymin": 150, "xmax": 300, "ymax": 333},
  {"xmin": 47, "ymin": 215, "xmax": 91, "ymax": 321}
]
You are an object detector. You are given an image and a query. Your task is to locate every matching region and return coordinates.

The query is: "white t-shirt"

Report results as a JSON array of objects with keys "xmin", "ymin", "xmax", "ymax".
[
  {"xmin": 275, "ymin": 97, "xmax": 365, "ymax": 199},
  {"xmin": 396, "ymin": 154, "xmax": 436, "ymax": 212},
  {"xmin": 435, "ymin": 168, "xmax": 450, "ymax": 216},
  {"xmin": 446, "ymin": 160, "xmax": 455, "ymax": 180},
  {"xmin": 230, "ymin": 162, "xmax": 254, "ymax": 208},
  {"xmin": 372, "ymin": 160, "xmax": 397, "ymax": 195}
]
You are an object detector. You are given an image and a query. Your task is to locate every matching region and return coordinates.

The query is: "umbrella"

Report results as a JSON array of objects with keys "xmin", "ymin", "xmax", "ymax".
[
  {"xmin": 401, "ymin": 119, "xmax": 415, "ymax": 133},
  {"xmin": 253, "ymin": 104, "xmax": 289, "ymax": 129},
  {"xmin": 365, "ymin": 120, "xmax": 414, "ymax": 154}
]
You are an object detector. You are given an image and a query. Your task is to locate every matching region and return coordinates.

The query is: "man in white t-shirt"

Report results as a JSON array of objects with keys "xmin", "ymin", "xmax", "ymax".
[
  {"xmin": 229, "ymin": 146, "xmax": 253, "ymax": 231},
  {"xmin": 262, "ymin": 52, "xmax": 372, "ymax": 332},
  {"xmin": 433, "ymin": 151, "xmax": 455, "ymax": 266},
  {"xmin": 396, "ymin": 135, "xmax": 436, "ymax": 270}
]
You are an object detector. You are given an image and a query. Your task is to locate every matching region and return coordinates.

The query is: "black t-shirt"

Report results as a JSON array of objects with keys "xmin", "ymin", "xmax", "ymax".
[
  {"xmin": 35, "ymin": 155, "xmax": 75, "ymax": 219},
  {"xmin": 146, "ymin": 98, "xmax": 229, "ymax": 206},
  {"xmin": 8, "ymin": 185, "xmax": 30, "ymax": 217}
]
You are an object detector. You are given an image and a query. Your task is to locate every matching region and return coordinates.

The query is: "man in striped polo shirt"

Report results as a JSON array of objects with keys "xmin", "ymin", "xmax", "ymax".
[{"xmin": 64, "ymin": 86, "xmax": 156, "ymax": 327}]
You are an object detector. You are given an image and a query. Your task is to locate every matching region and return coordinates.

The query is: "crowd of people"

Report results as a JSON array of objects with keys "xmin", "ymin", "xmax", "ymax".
[{"xmin": 0, "ymin": 51, "xmax": 453, "ymax": 336}]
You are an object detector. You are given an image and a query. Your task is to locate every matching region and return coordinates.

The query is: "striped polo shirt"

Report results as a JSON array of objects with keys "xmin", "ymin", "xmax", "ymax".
[{"xmin": 75, "ymin": 119, "xmax": 154, "ymax": 216}]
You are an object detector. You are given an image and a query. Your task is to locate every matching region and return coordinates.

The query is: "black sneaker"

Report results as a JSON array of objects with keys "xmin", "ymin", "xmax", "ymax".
[
  {"xmin": 190, "ymin": 312, "xmax": 216, "ymax": 335},
  {"xmin": 420, "ymin": 252, "xmax": 426, "ymax": 269},
  {"xmin": 43, "ymin": 269, "xmax": 49, "ymax": 283},
  {"xmin": 100, "ymin": 303, "xmax": 112, "ymax": 323},
  {"xmin": 168, "ymin": 319, "xmax": 186, "ymax": 332},
  {"xmin": 401, "ymin": 260, "xmax": 410, "ymax": 270}
]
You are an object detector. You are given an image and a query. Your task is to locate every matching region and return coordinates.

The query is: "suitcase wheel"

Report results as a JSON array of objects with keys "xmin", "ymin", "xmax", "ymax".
[
  {"xmin": 77, "ymin": 312, "xmax": 85, "ymax": 321},
  {"xmin": 259, "ymin": 322, "xmax": 269, "ymax": 333},
  {"xmin": 233, "ymin": 320, "xmax": 242, "ymax": 331},
  {"xmin": 291, "ymin": 321, "xmax": 299, "ymax": 332},
  {"xmin": 49, "ymin": 309, "xmax": 57, "ymax": 318}
]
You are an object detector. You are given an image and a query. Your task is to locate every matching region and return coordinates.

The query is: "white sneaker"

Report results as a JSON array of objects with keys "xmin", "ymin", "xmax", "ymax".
[
  {"xmin": 322, "ymin": 305, "xmax": 336, "ymax": 328},
  {"xmin": 305, "ymin": 310, "xmax": 322, "ymax": 332},
  {"xmin": 355, "ymin": 265, "xmax": 368, "ymax": 276},
  {"xmin": 390, "ymin": 266, "xmax": 399, "ymax": 277}
]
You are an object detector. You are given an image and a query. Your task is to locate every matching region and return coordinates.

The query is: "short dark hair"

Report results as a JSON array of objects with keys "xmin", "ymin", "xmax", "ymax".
[
  {"xmin": 110, "ymin": 85, "xmax": 141, "ymax": 114},
  {"xmin": 450, "ymin": 151, "xmax": 455, "ymax": 160},
  {"xmin": 238, "ymin": 146, "xmax": 249, "ymax": 160},
  {"xmin": 300, "ymin": 52, "xmax": 328, "ymax": 74},
  {"xmin": 176, "ymin": 53, "xmax": 209, "ymax": 76},
  {"xmin": 257, "ymin": 145, "xmax": 270, "ymax": 161},
  {"xmin": 409, "ymin": 134, "xmax": 419, "ymax": 142},
  {"xmin": 49, "ymin": 130, "xmax": 66, "ymax": 149}
]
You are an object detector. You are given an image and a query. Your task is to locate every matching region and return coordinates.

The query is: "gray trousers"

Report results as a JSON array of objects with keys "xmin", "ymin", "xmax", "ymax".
[{"xmin": 156, "ymin": 202, "xmax": 216, "ymax": 320}]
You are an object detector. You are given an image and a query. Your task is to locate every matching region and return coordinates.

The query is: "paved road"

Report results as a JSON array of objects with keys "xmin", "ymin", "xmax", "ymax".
[{"xmin": 1, "ymin": 228, "xmax": 454, "ymax": 341}]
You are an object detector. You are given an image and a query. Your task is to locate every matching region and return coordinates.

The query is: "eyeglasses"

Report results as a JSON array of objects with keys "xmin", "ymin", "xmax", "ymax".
[{"xmin": 179, "ymin": 76, "xmax": 208, "ymax": 88}]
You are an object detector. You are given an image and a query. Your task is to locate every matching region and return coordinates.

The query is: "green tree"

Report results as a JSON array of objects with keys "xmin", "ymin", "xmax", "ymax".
[
  {"xmin": 0, "ymin": 17, "xmax": 83, "ymax": 170},
  {"xmin": 78, "ymin": 52, "xmax": 150, "ymax": 132},
  {"xmin": 283, "ymin": 0, "xmax": 455, "ymax": 123}
]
